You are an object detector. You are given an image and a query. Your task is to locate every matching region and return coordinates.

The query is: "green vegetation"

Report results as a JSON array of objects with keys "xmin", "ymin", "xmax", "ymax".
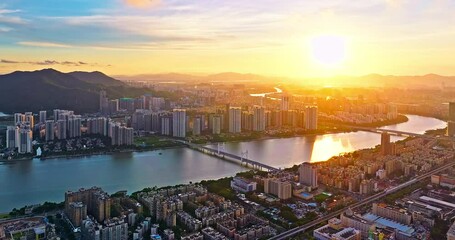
[
  {"xmin": 280, "ymin": 206, "xmax": 298, "ymax": 222},
  {"xmin": 314, "ymin": 193, "xmax": 330, "ymax": 203},
  {"xmin": 236, "ymin": 170, "xmax": 268, "ymax": 179},
  {"xmin": 431, "ymin": 219, "xmax": 451, "ymax": 240},
  {"xmin": 200, "ymin": 177, "xmax": 236, "ymax": 200},
  {"xmin": 321, "ymin": 114, "xmax": 409, "ymax": 128},
  {"xmin": 384, "ymin": 181, "xmax": 428, "ymax": 204},
  {"xmin": 134, "ymin": 136, "xmax": 181, "ymax": 148},
  {"xmin": 32, "ymin": 202, "xmax": 64, "ymax": 214},
  {"xmin": 9, "ymin": 207, "xmax": 26, "ymax": 217}
]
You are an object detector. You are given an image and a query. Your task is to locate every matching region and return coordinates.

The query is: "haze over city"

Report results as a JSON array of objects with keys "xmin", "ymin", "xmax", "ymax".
[
  {"xmin": 2, "ymin": 0, "xmax": 455, "ymax": 78},
  {"xmin": 2, "ymin": 1, "xmax": 455, "ymax": 240}
]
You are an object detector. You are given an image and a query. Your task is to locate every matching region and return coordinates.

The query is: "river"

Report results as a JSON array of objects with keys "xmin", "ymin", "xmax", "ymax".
[{"xmin": 0, "ymin": 115, "xmax": 446, "ymax": 212}]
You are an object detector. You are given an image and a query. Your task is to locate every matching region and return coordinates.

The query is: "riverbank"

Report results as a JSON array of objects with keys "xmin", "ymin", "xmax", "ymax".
[
  {"xmin": 1, "ymin": 115, "xmax": 409, "ymax": 162},
  {"xmin": 0, "ymin": 115, "xmax": 446, "ymax": 212}
]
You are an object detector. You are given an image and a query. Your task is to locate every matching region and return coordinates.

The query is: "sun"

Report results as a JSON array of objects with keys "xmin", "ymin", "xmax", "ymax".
[{"xmin": 310, "ymin": 35, "xmax": 347, "ymax": 68}]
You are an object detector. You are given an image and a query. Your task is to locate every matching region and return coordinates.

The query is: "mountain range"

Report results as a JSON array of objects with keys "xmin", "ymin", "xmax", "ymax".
[
  {"xmin": 115, "ymin": 72, "xmax": 455, "ymax": 89},
  {"xmin": 0, "ymin": 69, "xmax": 150, "ymax": 114}
]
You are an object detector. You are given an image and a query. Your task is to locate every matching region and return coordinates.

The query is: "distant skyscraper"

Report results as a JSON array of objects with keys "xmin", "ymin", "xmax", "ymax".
[
  {"xmin": 447, "ymin": 121, "xmax": 455, "ymax": 137},
  {"xmin": 99, "ymin": 90, "xmax": 109, "ymax": 114},
  {"xmin": 87, "ymin": 117, "xmax": 108, "ymax": 136},
  {"xmin": 381, "ymin": 132, "xmax": 393, "ymax": 155},
  {"xmin": 108, "ymin": 121, "xmax": 134, "ymax": 145},
  {"xmin": 161, "ymin": 116, "xmax": 172, "ymax": 136},
  {"xmin": 192, "ymin": 116, "xmax": 202, "ymax": 136},
  {"xmin": 45, "ymin": 120, "xmax": 55, "ymax": 142},
  {"xmin": 109, "ymin": 99, "xmax": 119, "ymax": 114},
  {"xmin": 17, "ymin": 128, "xmax": 32, "ymax": 154},
  {"xmin": 53, "ymin": 109, "xmax": 61, "ymax": 121},
  {"xmin": 24, "ymin": 112, "xmax": 34, "ymax": 128},
  {"xmin": 229, "ymin": 107, "xmax": 242, "ymax": 133},
  {"xmin": 39, "ymin": 111, "xmax": 47, "ymax": 123},
  {"xmin": 449, "ymin": 102, "xmax": 455, "ymax": 121},
  {"xmin": 299, "ymin": 162, "xmax": 318, "ymax": 188},
  {"xmin": 304, "ymin": 106, "xmax": 318, "ymax": 130},
  {"xmin": 253, "ymin": 106, "xmax": 266, "ymax": 132},
  {"xmin": 281, "ymin": 94, "xmax": 290, "ymax": 111},
  {"xmin": 68, "ymin": 115, "xmax": 82, "ymax": 138},
  {"xmin": 211, "ymin": 115, "xmax": 222, "ymax": 135},
  {"xmin": 14, "ymin": 113, "xmax": 25, "ymax": 124},
  {"xmin": 448, "ymin": 102, "xmax": 455, "ymax": 137},
  {"xmin": 6, "ymin": 126, "xmax": 17, "ymax": 149},
  {"xmin": 56, "ymin": 119, "xmax": 67, "ymax": 140},
  {"xmin": 172, "ymin": 109, "xmax": 187, "ymax": 138}
]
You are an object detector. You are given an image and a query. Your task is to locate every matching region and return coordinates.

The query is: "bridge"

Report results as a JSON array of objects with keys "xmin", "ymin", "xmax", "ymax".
[
  {"xmin": 351, "ymin": 126, "xmax": 455, "ymax": 141},
  {"xmin": 175, "ymin": 140, "xmax": 279, "ymax": 172}
]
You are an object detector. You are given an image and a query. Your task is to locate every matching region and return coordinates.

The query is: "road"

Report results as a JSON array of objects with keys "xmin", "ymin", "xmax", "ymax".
[{"xmin": 269, "ymin": 161, "xmax": 455, "ymax": 240}]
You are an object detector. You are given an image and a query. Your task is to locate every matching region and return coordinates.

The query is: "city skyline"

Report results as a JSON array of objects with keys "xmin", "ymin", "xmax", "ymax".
[{"xmin": 1, "ymin": 0, "xmax": 455, "ymax": 78}]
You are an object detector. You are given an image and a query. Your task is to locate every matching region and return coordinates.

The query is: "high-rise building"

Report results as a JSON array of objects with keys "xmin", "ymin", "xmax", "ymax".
[
  {"xmin": 14, "ymin": 112, "xmax": 34, "ymax": 128},
  {"xmin": 172, "ymin": 109, "xmax": 187, "ymax": 138},
  {"xmin": 87, "ymin": 117, "xmax": 108, "ymax": 136},
  {"xmin": 108, "ymin": 121, "xmax": 134, "ymax": 146},
  {"xmin": 299, "ymin": 162, "xmax": 318, "ymax": 189},
  {"xmin": 45, "ymin": 120, "xmax": 55, "ymax": 142},
  {"xmin": 381, "ymin": 132, "xmax": 393, "ymax": 155},
  {"xmin": 6, "ymin": 126, "xmax": 17, "ymax": 149},
  {"xmin": 14, "ymin": 113, "xmax": 25, "ymax": 124},
  {"xmin": 17, "ymin": 128, "xmax": 32, "ymax": 154},
  {"xmin": 161, "ymin": 116, "xmax": 172, "ymax": 136},
  {"xmin": 151, "ymin": 112, "xmax": 161, "ymax": 132},
  {"xmin": 228, "ymin": 107, "xmax": 242, "ymax": 133},
  {"xmin": 241, "ymin": 111, "xmax": 253, "ymax": 131},
  {"xmin": 99, "ymin": 90, "xmax": 109, "ymax": 114},
  {"xmin": 132, "ymin": 110, "xmax": 149, "ymax": 131},
  {"xmin": 449, "ymin": 102, "xmax": 455, "ymax": 122},
  {"xmin": 264, "ymin": 178, "xmax": 292, "ymax": 200},
  {"xmin": 192, "ymin": 116, "xmax": 202, "ymax": 136},
  {"xmin": 67, "ymin": 202, "xmax": 87, "ymax": 227},
  {"xmin": 56, "ymin": 119, "xmax": 67, "ymax": 140},
  {"xmin": 211, "ymin": 115, "xmax": 222, "ymax": 135},
  {"xmin": 109, "ymin": 99, "xmax": 119, "ymax": 114},
  {"xmin": 68, "ymin": 115, "xmax": 82, "ymax": 138},
  {"xmin": 448, "ymin": 121, "xmax": 455, "ymax": 137},
  {"xmin": 65, "ymin": 187, "xmax": 111, "ymax": 224},
  {"xmin": 39, "ymin": 111, "xmax": 47, "ymax": 123},
  {"xmin": 281, "ymin": 94, "xmax": 290, "ymax": 111},
  {"xmin": 252, "ymin": 106, "xmax": 266, "ymax": 132},
  {"xmin": 304, "ymin": 106, "xmax": 318, "ymax": 130},
  {"xmin": 53, "ymin": 109, "xmax": 60, "ymax": 121}
]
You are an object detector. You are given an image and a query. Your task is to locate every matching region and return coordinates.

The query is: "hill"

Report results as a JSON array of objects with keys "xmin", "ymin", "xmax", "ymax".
[
  {"xmin": 69, "ymin": 71, "xmax": 125, "ymax": 86},
  {"xmin": 114, "ymin": 72, "xmax": 278, "ymax": 83},
  {"xmin": 0, "ymin": 69, "xmax": 152, "ymax": 113}
]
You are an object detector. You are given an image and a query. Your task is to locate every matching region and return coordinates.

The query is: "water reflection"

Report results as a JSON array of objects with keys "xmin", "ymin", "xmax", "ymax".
[
  {"xmin": 310, "ymin": 134, "xmax": 356, "ymax": 162},
  {"xmin": 0, "ymin": 115, "xmax": 446, "ymax": 212},
  {"xmin": 210, "ymin": 115, "xmax": 446, "ymax": 168}
]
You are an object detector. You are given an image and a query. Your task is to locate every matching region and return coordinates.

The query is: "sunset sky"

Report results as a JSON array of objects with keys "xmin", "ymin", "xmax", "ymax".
[{"xmin": 1, "ymin": 0, "xmax": 455, "ymax": 77}]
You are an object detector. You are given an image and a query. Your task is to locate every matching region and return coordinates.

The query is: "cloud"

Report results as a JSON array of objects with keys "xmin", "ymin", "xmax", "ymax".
[
  {"xmin": 0, "ymin": 26, "xmax": 11, "ymax": 32},
  {"xmin": 124, "ymin": 0, "xmax": 161, "ymax": 8},
  {"xmin": 0, "ymin": 59, "xmax": 107, "ymax": 67},
  {"xmin": 18, "ymin": 41, "xmax": 72, "ymax": 48},
  {"xmin": 0, "ymin": 9, "xmax": 21, "ymax": 14},
  {"xmin": 0, "ymin": 8, "xmax": 26, "ymax": 24},
  {"xmin": 1, "ymin": 59, "xmax": 20, "ymax": 64}
]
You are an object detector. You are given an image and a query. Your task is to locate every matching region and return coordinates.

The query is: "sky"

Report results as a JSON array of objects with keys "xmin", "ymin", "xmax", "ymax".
[{"xmin": 1, "ymin": 0, "xmax": 455, "ymax": 77}]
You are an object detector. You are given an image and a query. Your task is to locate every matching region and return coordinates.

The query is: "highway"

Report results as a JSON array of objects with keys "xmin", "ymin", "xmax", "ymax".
[{"xmin": 268, "ymin": 161, "xmax": 455, "ymax": 240}]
